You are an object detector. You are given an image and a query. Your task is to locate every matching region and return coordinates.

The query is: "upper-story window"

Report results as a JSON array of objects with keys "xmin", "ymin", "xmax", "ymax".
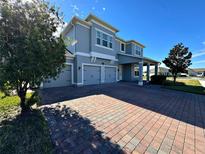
[
  {"xmin": 121, "ymin": 43, "xmax": 125, "ymax": 52},
  {"xmin": 96, "ymin": 31, "xmax": 101, "ymax": 45},
  {"xmin": 96, "ymin": 30, "xmax": 113, "ymax": 49},
  {"xmin": 135, "ymin": 45, "xmax": 143, "ymax": 56}
]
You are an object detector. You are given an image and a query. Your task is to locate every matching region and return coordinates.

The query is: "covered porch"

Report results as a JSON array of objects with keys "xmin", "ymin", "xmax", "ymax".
[
  {"xmin": 118, "ymin": 54, "xmax": 160, "ymax": 86},
  {"xmin": 143, "ymin": 57, "xmax": 160, "ymax": 83}
]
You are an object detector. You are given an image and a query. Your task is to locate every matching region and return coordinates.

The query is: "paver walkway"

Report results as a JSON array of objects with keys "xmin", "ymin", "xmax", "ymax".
[
  {"xmin": 41, "ymin": 83, "xmax": 205, "ymax": 154},
  {"xmin": 199, "ymin": 80, "xmax": 205, "ymax": 87}
]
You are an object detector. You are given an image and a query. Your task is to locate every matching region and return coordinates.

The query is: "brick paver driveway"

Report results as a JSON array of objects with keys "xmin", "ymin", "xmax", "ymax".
[{"xmin": 40, "ymin": 82, "xmax": 205, "ymax": 154}]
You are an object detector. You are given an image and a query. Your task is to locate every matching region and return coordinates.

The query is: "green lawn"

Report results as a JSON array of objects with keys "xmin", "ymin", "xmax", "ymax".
[
  {"xmin": 0, "ymin": 92, "xmax": 53, "ymax": 154},
  {"xmin": 163, "ymin": 78, "xmax": 205, "ymax": 95}
]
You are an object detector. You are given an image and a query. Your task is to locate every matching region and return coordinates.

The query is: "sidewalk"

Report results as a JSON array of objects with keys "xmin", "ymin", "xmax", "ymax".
[{"xmin": 199, "ymin": 79, "xmax": 205, "ymax": 87}]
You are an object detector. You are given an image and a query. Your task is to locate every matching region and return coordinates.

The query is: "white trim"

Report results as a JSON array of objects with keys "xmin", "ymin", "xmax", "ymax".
[
  {"xmin": 91, "ymin": 52, "xmax": 118, "ymax": 61},
  {"xmin": 75, "ymin": 52, "xmax": 90, "ymax": 57},
  {"xmin": 65, "ymin": 63, "xmax": 74, "ymax": 84},
  {"xmin": 82, "ymin": 63, "xmax": 118, "ymax": 85},
  {"xmin": 71, "ymin": 23, "xmax": 76, "ymax": 53},
  {"xmin": 95, "ymin": 28, "xmax": 113, "ymax": 37},
  {"xmin": 92, "ymin": 20, "xmax": 116, "ymax": 33},
  {"xmin": 95, "ymin": 44, "xmax": 113, "ymax": 51},
  {"xmin": 118, "ymin": 52, "xmax": 142, "ymax": 58},
  {"xmin": 76, "ymin": 22, "xmax": 90, "ymax": 29},
  {"xmin": 120, "ymin": 42, "xmax": 126, "ymax": 53},
  {"xmin": 95, "ymin": 28, "xmax": 113, "ymax": 50},
  {"xmin": 73, "ymin": 82, "xmax": 83, "ymax": 86},
  {"xmin": 75, "ymin": 51, "xmax": 119, "ymax": 61}
]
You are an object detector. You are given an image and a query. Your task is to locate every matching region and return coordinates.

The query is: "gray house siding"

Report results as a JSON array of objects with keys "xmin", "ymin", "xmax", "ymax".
[
  {"xmin": 118, "ymin": 54, "xmax": 142, "ymax": 64},
  {"xmin": 90, "ymin": 22, "xmax": 117, "ymax": 56},
  {"xmin": 115, "ymin": 39, "xmax": 121, "ymax": 52},
  {"xmin": 65, "ymin": 27, "xmax": 75, "ymax": 53},
  {"xmin": 126, "ymin": 43, "xmax": 132, "ymax": 54},
  {"xmin": 75, "ymin": 24, "xmax": 90, "ymax": 53},
  {"xmin": 122, "ymin": 64, "xmax": 132, "ymax": 81}
]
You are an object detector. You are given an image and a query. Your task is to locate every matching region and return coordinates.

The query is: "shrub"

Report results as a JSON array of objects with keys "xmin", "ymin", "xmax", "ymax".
[{"xmin": 150, "ymin": 75, "xmax": 167, "ymax": 85}]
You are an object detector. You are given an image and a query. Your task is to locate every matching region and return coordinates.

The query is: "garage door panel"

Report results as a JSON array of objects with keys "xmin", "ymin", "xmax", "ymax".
[
  {"xmin": 84, "ymin": 65, "xmax": 101, "ymax": 85},
  {"xmin": 43, "ymin": 65, "xmax": 72, "ymax": 88},
  {"xmin": 105, "ymin": 67, "xmax": 116, "ymax": 83}
]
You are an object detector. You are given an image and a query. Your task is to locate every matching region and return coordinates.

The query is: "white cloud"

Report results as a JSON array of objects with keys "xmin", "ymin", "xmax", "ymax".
[
  {"xmin": 70, "ymin": 4, "xmax": 80, "ymax": 17},
  {"xmin": 102, "ymin": 7, "xmax": 106, "ymax": 11},
  {"xmin": 193, "ymin": 60, "xmax": 205, "ymax": 64},
  {"xmin": 192, "ymin": 50, "xmax": 205, "ymax": 58}
]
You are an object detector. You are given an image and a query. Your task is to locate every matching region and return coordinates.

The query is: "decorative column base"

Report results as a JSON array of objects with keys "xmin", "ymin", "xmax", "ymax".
[{"xmin": 138, "ymin": 81, "xmax": 143, "ymax": 86}]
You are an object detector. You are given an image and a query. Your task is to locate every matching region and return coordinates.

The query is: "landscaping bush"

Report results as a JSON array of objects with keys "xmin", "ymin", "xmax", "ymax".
[{"xmin": 150, "ymin": 75, "xmax": 167, "ymax": 84}]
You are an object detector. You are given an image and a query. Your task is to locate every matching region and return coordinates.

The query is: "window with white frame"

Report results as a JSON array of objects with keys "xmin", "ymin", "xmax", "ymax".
[
  {"xmin": 135, "ymin": 45, "xmax": 143, "ymax": 56},
  {"xmin": 121, "ymin": 43, "xmax": 125, "ymax": 52},
  {"xmin": 109, "ymin": 36, "xmax": 112, "ymax": 48},
  {"xmin": 134, "ymin": 64, "xmax": 139, "ymax": 77},
  {"xmin": 96, "ymin": 31, "xmax": 101, "ymax": 45},
  {"xmin": 96, "ymin": 30, "xmax": 113, "ymax": 49}
]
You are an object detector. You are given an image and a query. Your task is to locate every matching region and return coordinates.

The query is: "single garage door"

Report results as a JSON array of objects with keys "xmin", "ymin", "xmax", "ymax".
[
  {"xmin": 84, "ymin": 65, "xmax": 101, "ymax": 85},
  {"xmin": 43, "ymin": 65, "xmax": 72, "ymax": 88},
  {"xmin": 105, "ymin": 67, "xmax": 116, "ymax": 83}
]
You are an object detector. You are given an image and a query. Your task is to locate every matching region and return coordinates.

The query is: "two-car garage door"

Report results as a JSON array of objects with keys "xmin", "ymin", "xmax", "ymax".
[{"xmin": 83, "ymin": 65, "xmax": 117, "ymax": 85}]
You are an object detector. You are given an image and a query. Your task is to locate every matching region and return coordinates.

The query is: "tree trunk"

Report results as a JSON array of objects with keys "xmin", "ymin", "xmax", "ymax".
[
  {"xmin": 173, "ymin": 76, "xmax": 177, "ymax": 84},
  {"xmin": 18, "ymin": 89, "xmax": 30, "ymax": 114}
]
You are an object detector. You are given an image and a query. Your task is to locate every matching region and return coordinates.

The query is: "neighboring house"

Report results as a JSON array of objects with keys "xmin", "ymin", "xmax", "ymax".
[
  {"xmin": 192, "ymin": 68, "xmax": 205, "ymax": 77},
  {"xmin": 159, "ymin": 67, "xmax": 171, "ymax": 76},
  {"xmin": 42, "ymin": 14, "xmax": 159, "ymax": 88},
  {"xmin": 145, "ymin": 66, "xmax": 170, "ymax": 76},
  {"xmin": 188, "ymin": 68, "xmax": 198, "ymax": 76}
]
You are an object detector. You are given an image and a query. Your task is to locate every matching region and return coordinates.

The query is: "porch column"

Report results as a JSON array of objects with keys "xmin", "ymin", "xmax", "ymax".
[
  {"xmin": 146, "ymin": 63, "xmax": 150, "ymax": 81},
  {"xmin": 155, "ymin": 63, "xmax": 159, "ymax": 75},
  {"xmin": 138, "ymin": 61, "xmax": 143, "ymax": 86}
]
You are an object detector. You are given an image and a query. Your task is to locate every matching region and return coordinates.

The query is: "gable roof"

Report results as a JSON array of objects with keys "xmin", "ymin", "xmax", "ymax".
[
  {"xmin": 85, "ymin": 14, "xmax": 119, "ymax": 32},
  {"xmin": 116, "ymin": 37, "xmax": 145, "ymax": 48},
  {"xmin": 62, "ymin": 16, "xmax": 91, "ymax": 36},
  {"xmin": 127, "ymin": 40, "xmax": 145, "ymax": 48}
]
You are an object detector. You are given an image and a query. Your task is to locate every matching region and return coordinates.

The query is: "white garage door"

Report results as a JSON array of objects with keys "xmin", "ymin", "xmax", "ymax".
[
  {"xmin": 83, "ymin": 65, "xmax": 101, "ymax": 85},
  {"xmin": 105, "ymin": 67, "xmax": 117, "ymax": 83},
  {"xmin": 43, "ymin": 65, "xmax": 72, "ymax": 88}
]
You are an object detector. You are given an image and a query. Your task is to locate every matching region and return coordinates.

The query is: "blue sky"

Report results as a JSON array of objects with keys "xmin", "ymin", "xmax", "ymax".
[{"xmin": 50, "ymin": 0, "xmax": 205, "ymax": 68}]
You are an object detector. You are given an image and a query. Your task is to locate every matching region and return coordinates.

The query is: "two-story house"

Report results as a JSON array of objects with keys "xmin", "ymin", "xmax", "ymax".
[{"xmin": 42, "ymin": 14, "xmax": 160, "ymax": 88}]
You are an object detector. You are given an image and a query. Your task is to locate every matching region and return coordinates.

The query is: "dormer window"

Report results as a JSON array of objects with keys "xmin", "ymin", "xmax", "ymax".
[
  {"xmin": 96, "ymin": 29, "xmax": 113, "ymax": 50},
  {"xmin": 121, "ymin": 43, "xmax": 125, "ymax": 52},
  {"xmin": 135, "ymin": 45, "xmax": 143, "ymax": 56}
]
